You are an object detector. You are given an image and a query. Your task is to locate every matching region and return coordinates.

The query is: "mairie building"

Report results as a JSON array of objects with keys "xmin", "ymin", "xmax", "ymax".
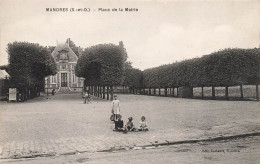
[{"xmin": 45, "ymin": 42, "xmax": 84, "ymax": 93}]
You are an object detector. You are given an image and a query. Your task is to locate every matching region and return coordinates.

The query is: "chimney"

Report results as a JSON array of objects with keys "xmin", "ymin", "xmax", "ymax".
[
  {"xmin": 119, "ymin": 41, "xmax": 123, "ymax": 48},
  {"xmin": 67, "ymin": 38, "xmax": 70, "ymax": 47},
  {"xmin": 78, "ymin": 46, "xmax": 82, "ymax": 58}
]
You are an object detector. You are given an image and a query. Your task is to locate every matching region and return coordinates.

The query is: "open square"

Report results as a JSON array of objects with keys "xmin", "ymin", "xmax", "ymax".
[{"xmin": 0, "ymin": 93, "xmax": 260, "ymax": 162}]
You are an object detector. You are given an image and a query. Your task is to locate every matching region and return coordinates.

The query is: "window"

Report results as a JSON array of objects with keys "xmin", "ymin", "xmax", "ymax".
[
  {"xmin": 58, "ymin": 50, "xmax": 69, "ymax": 62},
  {"xmin": 60, "ymin": 53, "xmax": 68, "ymax": 60}
]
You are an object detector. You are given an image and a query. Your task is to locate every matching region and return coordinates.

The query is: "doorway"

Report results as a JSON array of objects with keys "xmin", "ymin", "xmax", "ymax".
[{"xmin": 61, "ymin": 73, "xmax": 67, "ymax": 87}]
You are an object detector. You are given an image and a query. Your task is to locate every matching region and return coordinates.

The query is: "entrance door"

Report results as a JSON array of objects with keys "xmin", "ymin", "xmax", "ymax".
[{"xmin": 61, "ymin": 73, "xmax": 67, "ymax": 87}]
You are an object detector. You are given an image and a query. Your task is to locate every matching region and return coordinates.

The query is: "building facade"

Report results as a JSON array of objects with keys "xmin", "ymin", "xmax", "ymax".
[{"xmin": 45, "ymin": 42, "xmax": 84, "ymax": 93}]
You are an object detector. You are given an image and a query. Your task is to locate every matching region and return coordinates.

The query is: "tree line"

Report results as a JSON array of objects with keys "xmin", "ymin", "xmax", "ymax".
[
  {"xmin": 141, "ymin": 48, "xmax": 260, "ymax": 100},
  {"xmin": 75, "ymin": 46, "xmax": 259, "ymax": 101},
  {"xmin": 4, "ymin": 40, "xmax": 259, "ymax": 101}
]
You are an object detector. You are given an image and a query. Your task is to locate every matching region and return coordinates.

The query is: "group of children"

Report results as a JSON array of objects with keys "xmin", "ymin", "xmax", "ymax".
[
  {"xmin": 113, "ymin": 115, "xmax": 149, "ymax": 133},
  {"xmin": 111, "ymin": 94, "xmax": 148, "ymax": 133}
]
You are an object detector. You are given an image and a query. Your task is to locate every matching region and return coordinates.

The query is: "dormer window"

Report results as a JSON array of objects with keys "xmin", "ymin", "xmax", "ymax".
[{"xmin": 58, "ymin": 50, "xmax": 69, "ymax": 62}]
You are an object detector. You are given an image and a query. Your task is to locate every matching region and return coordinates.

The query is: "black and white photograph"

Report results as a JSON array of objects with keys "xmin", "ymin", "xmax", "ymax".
[{"xmin": 0, "ymin": 0, "xmax": 259, "ymax": 163}]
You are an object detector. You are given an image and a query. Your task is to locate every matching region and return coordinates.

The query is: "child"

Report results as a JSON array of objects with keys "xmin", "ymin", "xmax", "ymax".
[
  {"xmin": 111, "ymin": 95, "xmax": 120, "ymax": 121},
  {"xmin": 114, "ymin": 115, "xmax": 124, "ymax": 131},
  {"xmin": 138, "ymin": 116, "xmax": 148, "ymax": 131},
  {"xmin": 83, "ymin": 91, "xmax": 89, "ymax": 104},
  {"xmin": 51, "ymin": 89, "xmax": 55, "ymax": 95},
  {"xmin": 124, "ymin": 117, "xmax": 135, "ymax": 133},
  {"xmin": 83, "ymin": 90, "xmax": 91, "ymax": 104}
]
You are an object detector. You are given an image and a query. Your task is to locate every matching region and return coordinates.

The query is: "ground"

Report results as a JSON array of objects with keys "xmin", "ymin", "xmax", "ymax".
[
  {"xmin": 6, "ymin": 136, "xmax": 259, "ymax": 164},
  {"xmin": 0, "ymin": 93, "xmax": 259, "ymax": 163}
]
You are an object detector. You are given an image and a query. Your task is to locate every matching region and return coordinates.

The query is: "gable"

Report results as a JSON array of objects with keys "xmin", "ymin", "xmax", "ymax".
[{"xmin": 51, "ymin": 43, "xmax": 78, "ymax": 62}]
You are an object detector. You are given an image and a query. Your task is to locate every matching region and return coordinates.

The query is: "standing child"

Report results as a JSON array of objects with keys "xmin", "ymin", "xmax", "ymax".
[
  {"xmin": 111, "ymin": 95, "xmax": 120, "ymax": 121},
  {"xmin": 83, "ymin": 91, "xmax": 89, "ymax": 104},
  {"xmin": 138, "ymin": 116, "xmax": 148, "ymax": 131}
]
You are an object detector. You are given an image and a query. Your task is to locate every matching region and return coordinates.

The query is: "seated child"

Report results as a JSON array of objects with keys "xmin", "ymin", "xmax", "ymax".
[
  {"xmin": 114, "ymin": 115, "xmax": 124, "ymax": 131},
  {"xmin": 124, "ymin": 117, "xmax": 136, "ymax": 133},
  {"xmin": 138, "ymin": 116, "xmax": 148, "ymax": 131}
]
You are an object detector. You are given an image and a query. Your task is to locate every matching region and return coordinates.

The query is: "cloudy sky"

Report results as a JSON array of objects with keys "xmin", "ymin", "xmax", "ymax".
[{"xmin": 0, "ymin": 0, "xmax": 259, "ymax": 70}]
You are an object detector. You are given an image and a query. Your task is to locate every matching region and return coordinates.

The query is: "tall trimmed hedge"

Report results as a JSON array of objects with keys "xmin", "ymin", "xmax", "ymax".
[
  {"xmin": 8, "ymin": 42, "xmax": 57, "ymax": 93},
  {"xmin": 123, "ymin": 68, "xmax": 143, "ymax": 88},
  {"xmin": 75, "ymin": 44, "xmax": 126, "ymax": 86},
  {"xmin": 143, "ymin": 48, "xmax": 260, "ymax": 88}
]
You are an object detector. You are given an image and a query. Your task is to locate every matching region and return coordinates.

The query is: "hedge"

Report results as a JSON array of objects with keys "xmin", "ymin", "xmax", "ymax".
[
  {"xmin": 143, "ymin": 48, "xmax": 260, "ymax": 88},
  {"xmin": 123, "ymin": 67, "xmax": 143, "ymax": 93},
  {"xmin": 75, "ymin": 43, "xmax": 128, "ymax": 100},
  {"xmin": 75, "ymin": 43, "xmax": 126, "ymax": 86},
  {"xmin": 8, "ymin": 42, "xmax": 57, "ymax": 100}
]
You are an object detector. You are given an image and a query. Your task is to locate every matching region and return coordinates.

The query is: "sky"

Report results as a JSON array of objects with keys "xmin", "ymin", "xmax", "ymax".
[{"xmin": 0, "ymin": 0, "xmax": 259, "ymax": 70}]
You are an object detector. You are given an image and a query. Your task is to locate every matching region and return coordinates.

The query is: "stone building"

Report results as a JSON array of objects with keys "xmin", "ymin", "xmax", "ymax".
[{"xmin": 45, "ymin": 41, "xmax": 84, "ymax": 93}]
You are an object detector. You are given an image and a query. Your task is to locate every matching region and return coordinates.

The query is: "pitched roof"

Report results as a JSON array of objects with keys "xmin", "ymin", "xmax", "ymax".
[
  {"xmin": 0, "ymin": 70, "xmax": 10, "ymax": 79},
  {"xmin": 51, "ymin": 43, "xmax": 78, "ymax": 62}
]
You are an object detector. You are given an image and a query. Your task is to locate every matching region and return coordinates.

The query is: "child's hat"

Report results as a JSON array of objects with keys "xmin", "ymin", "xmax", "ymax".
[{"xmin": 128, "ymin": 117, "xmax": 133, "ymax": 121}]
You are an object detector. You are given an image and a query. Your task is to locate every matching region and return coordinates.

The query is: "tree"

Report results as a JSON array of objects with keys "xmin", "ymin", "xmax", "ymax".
[
  {"xmin": 0, "ymin": 64, "xmax": 9, "ymax": 73},
  {"xmin": 47, "ymin": 46, "xmax": 55, "ymax": 54},
  {"xmin": 123, "ymin": 67, "xmax": 143, "ymax": 89},
  {"xmin": 66, "ymin": 38, "xmax": 81, "ymax": 57},
  {"xmin": 76, "ymin": 43, "xmax": 125, "ymax": 86},
  {"xmin": 8, "ymin": 42, "xmax": 57, "ymax": 100},
  {"xmin": 76, "ymin": 43, "xmax": 126, "ymax": 100},
  {"xmin": 143, "ymin": 48, "xmax": 260, "ymax": 88}
]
